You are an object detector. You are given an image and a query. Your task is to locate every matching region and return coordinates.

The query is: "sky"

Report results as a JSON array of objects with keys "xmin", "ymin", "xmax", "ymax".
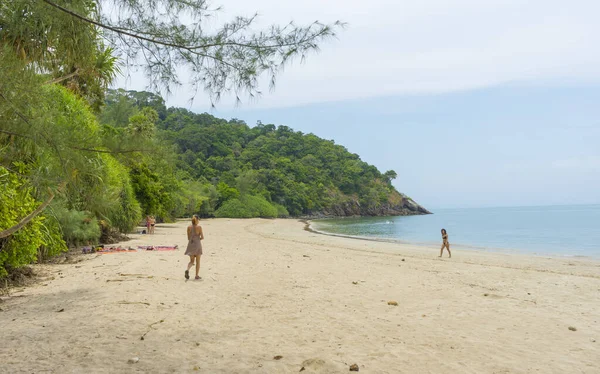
[{"xmin": 115, "ymin": 0, "xmax": 600, "ymax": 209}]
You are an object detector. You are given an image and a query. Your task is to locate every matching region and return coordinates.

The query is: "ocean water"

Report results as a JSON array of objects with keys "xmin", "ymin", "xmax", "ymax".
[{"xmin": 311, "ymin": 205, "xmax": 600, "ymax": 257}]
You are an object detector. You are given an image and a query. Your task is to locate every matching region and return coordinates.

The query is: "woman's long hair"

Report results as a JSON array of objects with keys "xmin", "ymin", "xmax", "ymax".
[
  {"xmin": 191, "ymin": 215, "xmax": 199, "ymax": 226},
  {"xmin": 441, "ymin": 228, "xmax": 447, "ymax": 235}
]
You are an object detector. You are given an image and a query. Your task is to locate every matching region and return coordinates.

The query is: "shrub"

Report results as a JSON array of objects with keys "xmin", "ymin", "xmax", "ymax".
[
  {"xmin": 214, "ymin": 195, "xmax": 279, "ymax": 218},
  {"xmin": 0, "ymin": 168, "xmax": 46, "ymax": 277},
  {"xmin": 243, "ymin": 195, "xmax": 278, "ymax": 218},
  {"xmin": 214, "ymin": 199, "xmax": 252, "ymax": 218},
  {"xmin": 273, "ymin": 203, "xmax": 290, "ymax": 218},
  {"xmin": 51, "ymin": 205, "xmax": 101, "ymax": 246}
]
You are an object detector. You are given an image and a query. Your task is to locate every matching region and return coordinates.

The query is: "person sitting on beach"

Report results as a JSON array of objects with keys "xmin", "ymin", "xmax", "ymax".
[
  {"xmin": 439, "ymin": 228, "xmax": 451, "ymax": 258},
  {"xmin": 185, "ymin": 215, "xmax": 204, "ymax": 280}
]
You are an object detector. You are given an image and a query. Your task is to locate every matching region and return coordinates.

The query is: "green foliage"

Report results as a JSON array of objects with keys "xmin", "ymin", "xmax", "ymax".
[
  {"xmin": 214, "ymin": 195, "xmax": 279, "ymax": 219},
  {"xmin": 216, "ymin": 182, "xmax": 240, "ymax": 206},
  {"xmin": 102, "ymin": 154, "xmax": 142, "ymax": 233},
  {"xmin": 50, "ymin": 206, "xmax": 101, "ymax": 247},
  {"xmin": 214, "ymin": 199, "xmax": 253, "ymax": 219},
  {"xmin": 37, "ymin": 215, "xmax": 69, "ymax": 262},
  {"xmin": 273, "ymin": 203, "xmax": 290, "ymax": 218},
  {"xmin": 243, "ymin": 195, "xmax": 278, "ymax": 218},
  {"xmin": 99, "ymin": 89, "xmax": 405, "ymax": 218},
  {"xmin": 0, "ymin": 167, "xmax": 65, "ymax": 277}
]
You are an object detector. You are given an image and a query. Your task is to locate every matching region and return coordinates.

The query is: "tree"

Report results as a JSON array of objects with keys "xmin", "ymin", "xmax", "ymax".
[
  {"xmin": 10, "ymin": 0, "xmax": 343, "ymax": 105},
  {"xmin": 384, "ymin": 170, "xmax": 398, "ymax": 184}
]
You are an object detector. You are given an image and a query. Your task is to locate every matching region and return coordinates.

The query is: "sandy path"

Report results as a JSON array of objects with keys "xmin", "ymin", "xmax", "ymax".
[{"xmin": 1, "ymin": 219, "xmax": 599, "ymax": 373}]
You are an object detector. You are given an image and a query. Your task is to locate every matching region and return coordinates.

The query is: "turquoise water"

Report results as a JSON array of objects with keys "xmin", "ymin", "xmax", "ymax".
[{"xmin": 311, "ymin": 205, "xmax": 600, "ymax": 257}]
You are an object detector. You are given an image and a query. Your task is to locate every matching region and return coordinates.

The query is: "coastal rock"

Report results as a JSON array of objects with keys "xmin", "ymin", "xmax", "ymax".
[
  {"xmin": 313, "ymin": 196, "xmax": 430, "ymax": 218},
  {"xmin": 349, "ymin": 363, "xmax": 359, "ymax": 371}
]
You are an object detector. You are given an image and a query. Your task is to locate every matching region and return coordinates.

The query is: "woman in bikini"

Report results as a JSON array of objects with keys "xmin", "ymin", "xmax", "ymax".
[
  {"xmin": 439, "ymin": 228, "xmax": 451, "ymax": 258},
  {"xmin": 185, "ymin": 215, "xmax": 204, "ymax": 280},
  {"xmin": 150, "ymin": 216, "xmax": 156, "ymax": 234}
]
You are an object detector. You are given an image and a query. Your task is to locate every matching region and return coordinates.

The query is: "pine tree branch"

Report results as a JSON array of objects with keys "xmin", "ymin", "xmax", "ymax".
[
  {"xmin": 41, "ymin": 0, "xmax": 336, "ymax": 51},
  {"xmin": 45, "ymin": 68, "xmax": 81, "ymax": 85}
]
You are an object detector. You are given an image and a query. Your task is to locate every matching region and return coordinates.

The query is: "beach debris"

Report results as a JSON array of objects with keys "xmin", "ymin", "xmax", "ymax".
[
  {"xmin": 118, "ymin": 301, "xmax": 150, "ymax": 306},
  {"xmin": 56, "ymin": 308, "xmax": 65, "ymax": 312},
  {"xmin": 140, "ymin": 319, "xmax": 165, "ymax": 340},
  {"xmin": 568, "ymin": 326, "xmax": 577, "ymax": 331},
  {"xmin": 401, "ymin": 259, "xmax": 405, "ymax": 262},
  {"xmin": 303, "ymin": 255, "xmax": 310, "ymax": 258},
  {"xmin": 116, "ymin": 336, "xmax": 127, "ymax": 340},
  {"xmin": 483, "ymin": 293, "xmax": 489, "ymax": 297},
  {"xmin": 128, "ymin": 357, "xmax": 140, "ymax": 364},
  {"xmin": 349, "ymin": 363, "xmax": 359, "ymax": 371},
  {"xmin": 193, "ymin": 366, "xmax": 200, "ymax": 371},
  {"xmin": 300, "ymin": 367, "xmax": 306, "ymax": 372},
  {"xmin": 352, "ymin": 281, "xmax": 358, "ymax": 285},
  {"xmin": 274, "ymin": 355, "xmax": 283, "ymax": 360},
  {"xmin": 591, "ymin": 338, "xmax": 596, "ymax": 342},
  {"xmin": 387, "ymin": 301, "xmax": 398, "ymax": 306}
]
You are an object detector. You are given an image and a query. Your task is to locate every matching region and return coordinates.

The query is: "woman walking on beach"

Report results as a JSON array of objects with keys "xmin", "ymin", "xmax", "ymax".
[
  {"xmin": 185, "ymin": 215, "xmax": 204, "ymax": 280},
  {"xmin": 439, "ymin": 228, "xmax": 451, "ymax": 258}
]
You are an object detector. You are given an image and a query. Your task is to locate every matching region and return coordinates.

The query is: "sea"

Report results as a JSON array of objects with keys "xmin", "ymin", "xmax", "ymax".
[{"xmin": 310, "ymin": 204, "xmax": 600, "ymax": 258}]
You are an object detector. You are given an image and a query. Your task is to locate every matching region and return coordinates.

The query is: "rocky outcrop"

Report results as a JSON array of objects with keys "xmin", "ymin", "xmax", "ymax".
[{"xmin": 312, "ymin": 197, "xmax": 431, "ymax": 218}]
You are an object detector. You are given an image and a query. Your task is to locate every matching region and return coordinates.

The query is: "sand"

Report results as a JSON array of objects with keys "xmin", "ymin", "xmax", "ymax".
[{"xmin": 1, "ymin": 218, "xmax": 599, "ymax": 373}]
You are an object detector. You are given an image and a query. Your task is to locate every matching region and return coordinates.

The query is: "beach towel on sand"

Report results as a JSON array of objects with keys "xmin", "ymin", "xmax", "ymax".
[
  {"xmin": 82, "ymin": 246, "xmax": 136, "ymax": 254},
  {"xmin": 137, "ymin": 245, "xmax": 178, "ymax": 251}
]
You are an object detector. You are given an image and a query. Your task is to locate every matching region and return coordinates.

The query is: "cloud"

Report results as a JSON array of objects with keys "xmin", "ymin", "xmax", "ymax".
[{"xmin": 113, "ymin": 0, "xmax": 600, "ymax": 109}]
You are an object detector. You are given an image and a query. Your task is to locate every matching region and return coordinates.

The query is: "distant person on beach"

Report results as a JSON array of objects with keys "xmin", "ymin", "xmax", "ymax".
[
  {"xmin": 439, "ymin": 228, "xmax": 451, "ymax": 258},
  {"xmin": 185, "ymin": 215, "xmax": 204, "ymax": 280},
  {"xmin": 150, "ymin": 216, "xmax": 156, "ymax": 234},
  {"xmin": 145, "ymin": 216, "xmax": 151, "ymax": 234}
]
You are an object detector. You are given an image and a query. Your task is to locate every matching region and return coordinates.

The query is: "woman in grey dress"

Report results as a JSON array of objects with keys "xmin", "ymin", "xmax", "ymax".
[{"xmin": 184, "ymin": 215, "xmax": 204, "ymax": 280}]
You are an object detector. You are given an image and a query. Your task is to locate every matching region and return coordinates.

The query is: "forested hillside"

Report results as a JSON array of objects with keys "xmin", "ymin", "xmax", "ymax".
[{"xmin": 101, "ymin": 89, "xmax": 431, "ymax": 219}]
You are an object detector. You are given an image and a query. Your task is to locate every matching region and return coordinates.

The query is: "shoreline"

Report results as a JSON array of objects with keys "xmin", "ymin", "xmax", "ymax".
[{"xmin": 306, "ymin": 219, "xmax": 600, "ymax": 260}]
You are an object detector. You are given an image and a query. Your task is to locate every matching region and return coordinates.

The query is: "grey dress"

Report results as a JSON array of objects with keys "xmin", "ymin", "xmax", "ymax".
[{"xmin": 185, "ymin": 224, "xmax": 203, "ymax": 256}]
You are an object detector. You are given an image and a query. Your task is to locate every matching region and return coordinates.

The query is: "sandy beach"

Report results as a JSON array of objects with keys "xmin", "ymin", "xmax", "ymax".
[{"xmin": 1, "ymin": 218, "xmax": 599, "ymax": 374}]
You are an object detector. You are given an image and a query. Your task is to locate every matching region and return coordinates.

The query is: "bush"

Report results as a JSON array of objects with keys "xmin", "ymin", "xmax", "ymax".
[
  {"xmin": 51, "ymin": 205, "xmax": 101, "ymax": 246},
  {"xmin": 244, "ymin": 195, "xmax": 278, "ymax": 218},
  {"xmin": 0, "ymin": 168, "xmax": 46, "ymax": 277},
  {"xmin": 214, "ymin": 195, "xmax": 279, "ymax": 218},
  {"xmin": 102, "ymin": 154, "xmax": 142, "ymax": 233},
  {"xmin": 37, "ymin": 215, "xmax": 68, "ymax": 262},
  {"xmin": 273, "ymin": 203, "xmax": 290, "ymax": 218},
  {"xmin": 214, "ymin": 198, "xmax": 252, "ymax": 218}
]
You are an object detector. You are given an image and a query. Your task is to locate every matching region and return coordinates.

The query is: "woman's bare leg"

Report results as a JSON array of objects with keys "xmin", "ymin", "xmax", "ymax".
[
  {"xmin": 187, "ymin": 256, "xmax": 195, "ymax": 271},
  {"xmin": 439, "ymin": 244, "xmax": 445, "ymax": 257},
  {"xmin": 195, "ymin": 255, "xmax": 201, "ymax": 277}
]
